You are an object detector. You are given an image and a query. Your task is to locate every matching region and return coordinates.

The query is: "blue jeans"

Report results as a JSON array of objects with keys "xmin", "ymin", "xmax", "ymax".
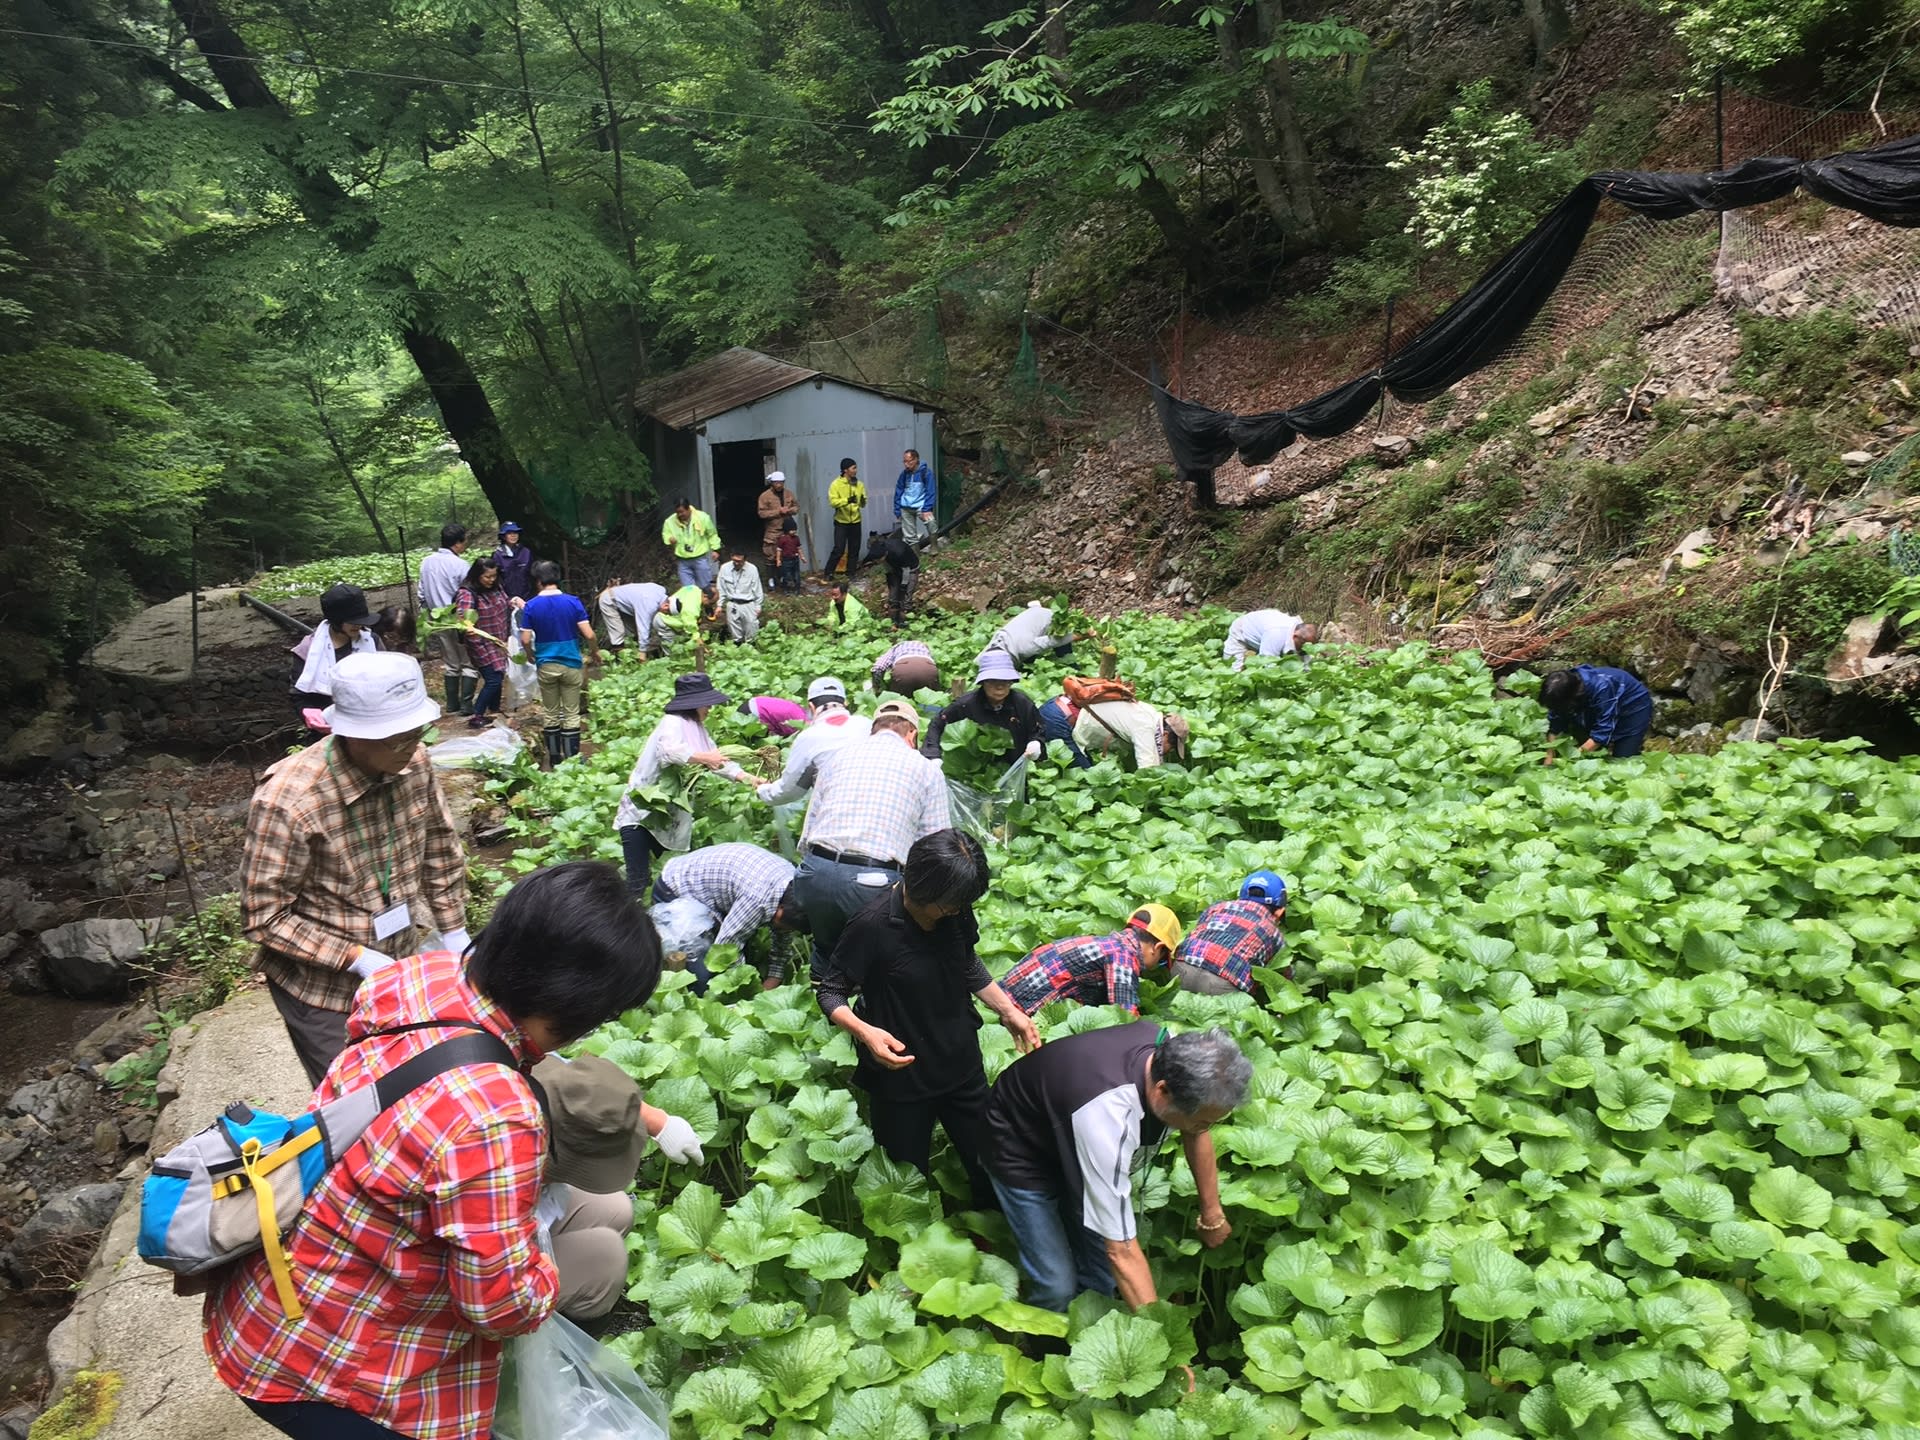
[
  {"xmin": 676, "ymin": 556, "xmax": 714, "ymax": 591},
  {"xmin": 619, "ymin": 825, "xmax": 657, "ymax": 897},
  {"xmin": 791, "ymin": 852, "xmax": 898, "ymax": 976},
  {"xmin": 989, "ymin": 1177, "xmax": 1114, "ymax": 1311},
  {"xmin": 1036, "ymin": 699, "xmax": 1091, "ymax": 769},
  {"xmin": 469, "ymin": 665, "xmax": 504, "ymax": 719},
  {"xmin": 1607, "ymin": 696, "xmax": 1655, "ymax": 757}
]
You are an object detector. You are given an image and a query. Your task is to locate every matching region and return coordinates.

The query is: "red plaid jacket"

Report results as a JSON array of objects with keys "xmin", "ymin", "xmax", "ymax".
[{"xmin": 204, "ymin": 951, "xmax": 557, "ymax": 1440}]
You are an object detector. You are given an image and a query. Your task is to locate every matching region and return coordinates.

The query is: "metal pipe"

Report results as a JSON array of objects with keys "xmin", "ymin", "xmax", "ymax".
[{"xmin": 239, "ymin": 591, "xmax": 314, "ymax": 635}]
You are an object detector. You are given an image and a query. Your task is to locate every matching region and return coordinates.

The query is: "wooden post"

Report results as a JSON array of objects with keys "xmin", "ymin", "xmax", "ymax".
[
  {"xmin": 189, "ymin": 524, "xmax": 200, "ymax": 677},
  {"xmin": 1098, "ymin": 645, "xmax": 1119, "ymax": 679}
]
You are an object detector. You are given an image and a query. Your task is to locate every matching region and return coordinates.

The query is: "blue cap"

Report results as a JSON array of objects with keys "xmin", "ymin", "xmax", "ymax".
[
  {"xmin": 499, "ymin": 520, "xmax": 522, "ymax": 534},
  {"xmin": 1240, "ymin": 871, "xmax": 1287, "ymax": 907}
]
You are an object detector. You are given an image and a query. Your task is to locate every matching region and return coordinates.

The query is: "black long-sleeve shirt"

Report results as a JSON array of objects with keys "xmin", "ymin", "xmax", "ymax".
[
  {"xmin": 921, "ymin": 686, "xmax": 1041, "ymax": 762},
  {"xmin": 815, "ymin": 889, "xmax": 991, "ymax": 1101}
]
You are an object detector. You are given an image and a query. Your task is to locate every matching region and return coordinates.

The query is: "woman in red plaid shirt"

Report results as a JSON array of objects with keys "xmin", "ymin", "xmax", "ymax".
[{"xmin": 204, "ymin": 862, "xmax": 661, "ymax": 1440}]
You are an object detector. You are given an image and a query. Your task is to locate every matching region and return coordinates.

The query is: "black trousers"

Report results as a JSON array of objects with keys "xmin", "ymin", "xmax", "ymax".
[
  {"xmin": 243, "ymin": 1398, "xmax": 410, "ymax": 1439},
  {"xmin": 825, "ymin": 522, "xmax": 860, "ymax": 577},
  {"xmin": 868, "ymin": 1075, "xmax": 996, "ymax": 1211}
]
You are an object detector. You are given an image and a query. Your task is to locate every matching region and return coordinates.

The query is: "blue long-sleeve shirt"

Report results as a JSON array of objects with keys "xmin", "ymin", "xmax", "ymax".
[
  {"xmin": 895, "ymin": 462, "xmax": 933, "ymax": 516},
  {"xmin": 1548, "ymin": 665, "xmax": 1651, "ymax": 746}
]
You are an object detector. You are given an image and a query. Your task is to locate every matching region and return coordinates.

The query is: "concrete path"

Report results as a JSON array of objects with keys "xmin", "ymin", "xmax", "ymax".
[{"xmin": 47, "ymin": 985, "xmax": 306, "ymax": 1439}]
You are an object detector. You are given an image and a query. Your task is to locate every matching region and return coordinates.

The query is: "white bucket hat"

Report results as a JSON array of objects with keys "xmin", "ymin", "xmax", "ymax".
[
  {"xmin": 325, "ymin": 652, "xmax": 442, "ymax": 739},
  {"xmin": 974, "ymin": 649, "xmax": 1020, "ymax": 684}
]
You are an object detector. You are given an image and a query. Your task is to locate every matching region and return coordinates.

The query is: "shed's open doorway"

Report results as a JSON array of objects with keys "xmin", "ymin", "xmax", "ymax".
[{"xmin": 710, "ymin": 438, "xmax": 775, "ymax": 560}]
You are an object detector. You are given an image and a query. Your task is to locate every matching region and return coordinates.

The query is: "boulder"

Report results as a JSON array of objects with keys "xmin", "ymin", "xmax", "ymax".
[
  {"xmin": 1728, "ymin": 717, "xmax": 1783, "ymax": 743},
  {"xmin": 70, "ymin": 1004, "xmax": 158, "ymax": 1066},
  {"xmin": 38, "ymin": 917, "xmax": 165, "ymax": 1000},
  {"xmin": 0, "ymin": 711, "xmax": 65, "ymax": 773},
  {"xmin": 1826, "ymin": 613, "xmax": 1898, "ymax": 684},
  {"xmin": 4, "ymin": 1181, "xmax": 125, "ymax": 1281},
  {"xmin": 0, "ymin": 878, "xmax": 53, "ymax": 935},
  {"xmin": 1662, "ymin": 527, "xmax": 1716, "ymax": 577},
  {"xmin": 0, "ymin": 1402, "xmax": 36, "ymax": 1440},
  {"xmin": 8, "ymin": 1073, "xmax": 95, "ymax": 1129}
]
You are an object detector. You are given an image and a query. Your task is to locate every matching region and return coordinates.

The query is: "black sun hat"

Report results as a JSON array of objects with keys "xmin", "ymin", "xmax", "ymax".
[{"xmin": 664, "ymin": 671, "xmax": 732, "ymax": 714}]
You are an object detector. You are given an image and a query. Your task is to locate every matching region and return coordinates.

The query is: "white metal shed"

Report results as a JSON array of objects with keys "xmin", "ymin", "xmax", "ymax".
[{"xmin": 634, "ymin": 348, "xmax": 939, "ymax": 570}]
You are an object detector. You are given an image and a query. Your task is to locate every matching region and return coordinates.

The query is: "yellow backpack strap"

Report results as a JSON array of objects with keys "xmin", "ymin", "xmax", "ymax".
[
  {"xmin": 210, "ymin": 1125, "xmax": 324, "ymax": 1199},
  {"xmin": 240, "ymin": 1137, "xmax": 304, "ymax": 1321}
]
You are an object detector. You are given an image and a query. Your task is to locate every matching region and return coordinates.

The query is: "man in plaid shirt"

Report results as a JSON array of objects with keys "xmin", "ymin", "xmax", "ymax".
[
  {"xmin": 206, "ymin": 862, "xmax": 662, "ymax": 1440},
  {"xmin": 1172, "ymin": 871, "xmax": 1289, "ymax": 997},
  {"xmin": 654, "ymin": 842, "xmax": 809, "ymax": 989},
  {"xmin": 240, "ymin": 653, "xmax": 470, "ymax": 1085},
  {"xmin": 1001, "ymin": 904, "xmax": 1185, "ymax": 1018}
]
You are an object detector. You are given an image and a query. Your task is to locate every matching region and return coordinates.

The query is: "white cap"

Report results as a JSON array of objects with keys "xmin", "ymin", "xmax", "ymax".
[
  {"xmin": 324, "ymin": 652, "xmax": 441, "ymax": 739},
  {"xmin": 807, "ymin": 676, "xmax": 847, "ymax": 703}
]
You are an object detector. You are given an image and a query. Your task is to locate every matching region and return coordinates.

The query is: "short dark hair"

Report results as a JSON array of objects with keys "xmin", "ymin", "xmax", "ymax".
[
  {"xmin": 904, "ymin": 448, "xmax": 920, "ymax": 461},
  {"xmin": 466, "ymin": 862, "xmax": 661, "ymax": 1044},
  {"xmin": 903, "ymin": 829, "xmax": 989, "ymax": 912},
  {"xmin": 1539, "ymin": 669, "xmax": 1583, "ymax": 710},
  {"xmin": 773, "ymin": 883, "xmax": 810, "ymax": 932},
  {"xmin": 440, "ymin": 522, "xmax": 468, "ymax": 549},
  {"xmin": 838, "ymin": 458, "xmax": 855, "ymax": 472},
  {"xmin": 782, "ymin": 518, "xmax": 797, "ymax": 532},
  {"xmin": 675, "ymin": 497, "xmax": 693, "ymax": 510},
  {"xmin": 531, "ymin": 559, "xmax": 562, "ymax": 588}
]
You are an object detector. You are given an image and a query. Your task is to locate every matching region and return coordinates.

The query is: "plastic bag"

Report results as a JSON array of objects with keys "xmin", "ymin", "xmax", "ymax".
[
  {"xmin": 428, "ymin": 726, "xmax": 524, "ymax": 769},
  {"xmin": 767, "ymin": 801, "xmax": 805, "ymax": 861},
  {"xmin": 651, "ymin": 895, "xmax": 717, "ymax": 971},
  {"xmin": 947, "ymin": 757, "xmax": 1028, "ymax": 846},
  {"xmin": 505, "ymin": 629, "xmax": 539, "ymax": 710},
  {"xmin": 492, "ymin": 1311, "xmax": 668, "ymax": 1440}
]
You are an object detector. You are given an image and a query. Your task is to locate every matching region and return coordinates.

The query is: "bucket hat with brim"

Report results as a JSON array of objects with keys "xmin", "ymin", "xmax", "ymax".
[
  {"xmin": 324, "ymin": 652, "xmax": 441, "ymax": 740},
  {"xmin": 664, "ymin": 672, "xmax": 732, "ymax": 714},
  {"xmin": 531, "ymin": 1054, "xmax": 649, "ymax": 1193}
]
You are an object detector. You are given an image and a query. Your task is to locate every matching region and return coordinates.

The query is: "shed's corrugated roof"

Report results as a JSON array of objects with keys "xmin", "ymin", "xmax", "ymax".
[{"xmin": 632, "ymin": 348, "xmax": 820, "ymax": 430}]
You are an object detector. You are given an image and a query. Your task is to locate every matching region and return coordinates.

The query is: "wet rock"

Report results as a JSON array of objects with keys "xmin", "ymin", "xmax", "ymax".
[
  {"xmin": 3, "ymin": 1181, "xmax": 125, "ymax": 1280},
  {"xmin": 7, "ymin": 1073, "xmax": 95, "ymax": 1129},
  {"xmin": 0, "ymin": 1401, "xmax": 38, "ymax": 1440},
  {"xmin": 0, "ymin": 712, "xmax": 66, "ymax": 773},
  {"xmin": 71, "ymin": 1005, "xmax": 158, "ymax": 1066},
  {"xmin": 121, "ymin": 1115, "xmax": 153, "ymax": 1148},
  {"xmin": 1728, "ymin": 717, "xmax": 1783, "ymax": 743},
  {"xmin": 38, "ymin": 917, "xmax": 166, "ymax": 1000},
  {"xmin": 0, "ymin": 879, "xmax": 53, "ymax": 936}
]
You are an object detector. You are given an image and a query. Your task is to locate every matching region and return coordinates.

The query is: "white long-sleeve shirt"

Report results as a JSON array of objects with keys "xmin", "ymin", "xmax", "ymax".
[
  {"xmin": 1072, "ymin": 700, "xmax": 1167, "ymax": 769},
  {"xmin": 416, "ymin": 548, "xmax": 468, "ymax": 610},
  {"xmin": 717, "ymin": 562, "xmax": 764, "ymax": 607},
  {"xmin": 989, "ymin": 603, "xmax": 1060, "ymax": 663},
  {"xmin": 1223, "ymin": 610, "xmax": 1302, "ymax": 659},
  {"xmin": 757, "ymin": 709, "xmax": 871, "ymax": 806},
  {"xmin": 614, "ymin": 713, "xmax": 744, "ymax": 847}
]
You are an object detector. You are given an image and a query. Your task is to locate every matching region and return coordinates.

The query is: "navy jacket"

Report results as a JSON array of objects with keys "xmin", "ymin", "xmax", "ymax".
[
  {"xmin": 1548, "ymin": 665, "xmax": 1652, "ymax": 746},
  {"xmin": 493, "ymin": 542, "xmax": 538, "ymax": 601}
]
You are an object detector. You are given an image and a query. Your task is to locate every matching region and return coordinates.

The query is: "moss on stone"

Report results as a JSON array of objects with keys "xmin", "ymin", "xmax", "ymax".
[{"xmin": 28, "ymin": 1370, "xmax": 121, "ymax": 1440}]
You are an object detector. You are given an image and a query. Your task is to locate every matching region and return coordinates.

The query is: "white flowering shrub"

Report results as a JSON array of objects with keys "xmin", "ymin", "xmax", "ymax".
[{"xmin": 1388, "ymin": 80, "xmax": 1580, "ymax": 259}]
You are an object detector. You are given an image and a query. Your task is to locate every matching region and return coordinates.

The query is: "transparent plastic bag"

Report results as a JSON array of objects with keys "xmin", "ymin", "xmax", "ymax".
[
  {"xmin": 651, "ymin": 895, "xmax": 717, "ymax": 971},
  {"xmin": 492, "ymin": 1311, "xmax": 668, "ymax": 1440},
  {"xmin": 428, "ymin": 726, "xmax": 524, "ymax": 769},
  {"xmin": 947, "ymin": 756, "xmax": 1028, "ymax": 845},
  {"xmin": 505, "ymin": 629, "xmax": 539, "ymax": 710},
  {"xmin": 767, "ymin": 800, "xmax": 805, "ymax": 861}
]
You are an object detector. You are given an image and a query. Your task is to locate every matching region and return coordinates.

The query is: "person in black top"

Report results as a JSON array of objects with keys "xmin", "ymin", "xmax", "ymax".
[
  {"xmin": 921, "ymin": 650, "xmax": 1042, "ymax": 766},
  {"xmin": 862, "ymin": 529, "xmax": 922, "ymax": 627},
  {"xmin": 814, "ymin": 829, "xmax": 1039, "ymax": 1206},
  {"xmin": 984, "ymin": 1024, "xmax": 1249, "ymax": 1311}
]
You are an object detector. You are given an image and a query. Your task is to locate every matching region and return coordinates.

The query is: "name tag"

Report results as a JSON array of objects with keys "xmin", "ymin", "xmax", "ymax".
[{"xmin": 373, "ymin": 903, "xmax": 412, "ymax": 941}]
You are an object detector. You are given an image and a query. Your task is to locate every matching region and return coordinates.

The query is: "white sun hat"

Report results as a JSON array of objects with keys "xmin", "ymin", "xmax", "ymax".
[{"xmin": 324, "ymin": 652, "xmax": 442, "ymax": 739}]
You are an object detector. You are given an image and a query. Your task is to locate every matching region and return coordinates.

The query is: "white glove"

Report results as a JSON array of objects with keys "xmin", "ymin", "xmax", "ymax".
[
  {"xmin": 1023, "ymin": 741, "xmax": 1041, "ymax": 761},
  {"xmin": 349, "ymin": 947, "xmax": 396, "ymax": 980},
  {"xmin": 442, "ymin": 926, "xmax": 472, "ymax": 955},
  {"xmin": 651, "ymin": 1114, "xmax": 705, "ymax": 1164}
]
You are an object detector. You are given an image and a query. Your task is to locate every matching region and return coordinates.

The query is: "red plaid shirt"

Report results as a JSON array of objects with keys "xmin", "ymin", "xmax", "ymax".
[
  {"xmin": 1172, "ymin": 900, "xmax": 1284, "ymax": 992},
  {"xmin": 205, "ymin": 951, "xmax": 557, "ymax": 1440},
  {"xmin": 455, "ymin": 584, "xmax": 512, "ymax": 671},
  {"xmin": 1002, "ymin": 930, "xmax": 1146, "ymax": 1016}
]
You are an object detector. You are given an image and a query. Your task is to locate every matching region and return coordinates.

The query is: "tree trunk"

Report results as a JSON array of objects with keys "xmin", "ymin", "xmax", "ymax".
[
  {"xmin": 1135, "ymin": 172, "xmax": 1212, "ymax": 288},
  {"xmin": 1252, "ymin": 0, "xmax": 1323, "ymax": 244},
  {"xmin": 1215, "ymin": 15, "xmax": 1296, "ymax": 232},
  {"xmin": 168, "ymin": 0, "xmax": 555, "ymax": 549},
  {"xmin": 302, "ymin": 376, "xmax": 392, "ymax": 550},
  {"xmin": 1522, "ymin": 0, "xmax": 1572, "ymax": 63},
  {"xmin": 854, "ymin": 0, "xmax": 909, "ymax": 63}
]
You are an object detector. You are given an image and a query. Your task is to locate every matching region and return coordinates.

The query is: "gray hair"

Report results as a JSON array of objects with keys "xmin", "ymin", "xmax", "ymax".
[{"xmin": 1155, "ymin": 1029, "xmax": 1252, "ymax": 1115}]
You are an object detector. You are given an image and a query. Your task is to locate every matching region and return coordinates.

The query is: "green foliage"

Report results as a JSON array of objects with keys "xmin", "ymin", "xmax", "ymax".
[
  {"xmin": 507, "ymin": 602, "xmax": 1920, "ymax": 1437},
  {"xmin": 1389, "ymin": 80, "xmax": 1582, "ymax": 259},
  {"xmin": 1726, "ymin": 544, "xmax": 1901, "ymax": 658},
  {"xmin": 1654, "ymin": 0, "xmax": 1856, "ymax": 84},
  {"xmin": 251, "ymin": 549, "xmax": 427, "ymax": 603},
  {"xmin": 1735, "ymin": 310, "xmax": 1913, "ymax": 405}
]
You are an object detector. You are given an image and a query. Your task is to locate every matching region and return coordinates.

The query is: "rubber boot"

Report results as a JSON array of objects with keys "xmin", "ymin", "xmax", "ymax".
[
  {"xmin": 455, "ymin": 672, "xmax": 477, "ymax": 715},
  {"xmin": 541, "ymin": 728, "xmax": 562, "ymax": 770},
  {"xmin": 562, "ymin": 728, "xmax": 582, "ymax": 761},
  {"xmin": 444, "ymin": 675, "xmax": 463, "ymax": 715}
]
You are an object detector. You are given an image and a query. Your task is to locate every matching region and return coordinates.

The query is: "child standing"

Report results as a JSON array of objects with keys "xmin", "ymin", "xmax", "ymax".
[{"xmin": 776, "ymin": 519, "xmax": 803, "ymax": 592}]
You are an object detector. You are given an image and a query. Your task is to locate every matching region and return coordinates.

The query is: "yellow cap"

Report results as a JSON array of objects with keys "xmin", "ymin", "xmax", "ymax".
[{"xmin": 1128, "ymin": 903, "xmax": 1184, "ymax": 952}]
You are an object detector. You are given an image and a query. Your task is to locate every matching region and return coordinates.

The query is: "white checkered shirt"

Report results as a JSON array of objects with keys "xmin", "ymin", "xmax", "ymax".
[
  {"xmin": 799, "ymin": 730, "xmax": 951, "ymax": 866},
  {"xmin": 659, "ymin": 843, "xmax": 796, "ymax": 948}
]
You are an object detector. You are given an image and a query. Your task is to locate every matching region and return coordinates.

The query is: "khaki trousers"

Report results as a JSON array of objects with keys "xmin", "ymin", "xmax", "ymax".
[{"xmin": 552, "ymin": 1187, "xmax": 636, "ymax": 1319}]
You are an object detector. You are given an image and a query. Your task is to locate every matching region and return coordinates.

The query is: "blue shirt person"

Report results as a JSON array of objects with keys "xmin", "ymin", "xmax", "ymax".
[{"xmin": 1539, "ymin": 665, "xmax": 1654, "ymax": 761}]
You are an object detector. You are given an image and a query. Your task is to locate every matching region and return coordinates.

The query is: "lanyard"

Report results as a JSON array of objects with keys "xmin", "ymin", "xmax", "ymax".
[{"xmin": 331, "ymin": 742, "xmax": 401, "ymax": 904}]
